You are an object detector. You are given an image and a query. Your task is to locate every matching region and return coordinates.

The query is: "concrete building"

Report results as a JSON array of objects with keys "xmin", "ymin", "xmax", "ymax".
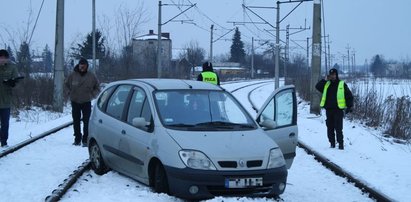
[{"xmin": 132, "ymin": 30, "xmax": 172, "ymax": 75}]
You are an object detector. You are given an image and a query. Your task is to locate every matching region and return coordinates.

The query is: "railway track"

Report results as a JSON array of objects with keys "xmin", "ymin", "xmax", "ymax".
[
  {"xmin": 244, "ymin": 82, "xmax": 393, "ymax": 202},
  {"xmin": 0, "ymin": 121, "xmax": 72, "ymax": 159},
  {"xmin": 36, "ymin": 80, "xmax": 391, "ymax": 201}
]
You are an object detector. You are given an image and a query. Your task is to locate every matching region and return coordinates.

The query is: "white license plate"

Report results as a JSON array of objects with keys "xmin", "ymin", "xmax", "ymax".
[{"xmin": 225, "ymin": 177, "xmax": 263, "ymax": 188}]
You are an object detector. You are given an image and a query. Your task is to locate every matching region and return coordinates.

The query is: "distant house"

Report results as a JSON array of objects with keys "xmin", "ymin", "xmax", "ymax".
[{"xmin": 132, "ymin": 30, "xmax": 172, "ymax": 75}]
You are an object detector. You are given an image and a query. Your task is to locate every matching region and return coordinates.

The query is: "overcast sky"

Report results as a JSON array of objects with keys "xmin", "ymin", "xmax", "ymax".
[{"xmin": 1, "ymin": 0, "xmax": 410, "ymax": 66}]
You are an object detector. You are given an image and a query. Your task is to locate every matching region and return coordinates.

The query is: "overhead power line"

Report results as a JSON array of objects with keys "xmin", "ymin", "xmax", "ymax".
[{"xmin": 28, "ymin": 0, "xmax": 46, "ymax": 44}]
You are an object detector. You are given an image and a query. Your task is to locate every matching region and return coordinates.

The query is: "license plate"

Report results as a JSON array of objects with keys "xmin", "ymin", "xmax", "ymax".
[{"xmin": 225, "ymin": 177, "xmax": 263, "ymax": 188}]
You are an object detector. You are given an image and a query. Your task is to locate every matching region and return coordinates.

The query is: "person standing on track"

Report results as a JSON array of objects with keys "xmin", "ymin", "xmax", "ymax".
[
  {"xmin": 316, "ymin": 68, "xmax": 353, "ymax": 150},
  {"xmin": 65, "ymin": 58, "xmax": 100, "ymax": 147},
  {"xmin": 0, "ymin": 49, "xmax": 19, "ymax": 148},
  {"xmin": 197, "ymin": 61, "xmax": 220, "ymax": 85}
]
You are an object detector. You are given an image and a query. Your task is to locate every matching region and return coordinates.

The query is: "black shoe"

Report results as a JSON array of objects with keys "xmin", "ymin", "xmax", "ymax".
[
  {"xmin": 330, "ymin": 143, "xmax": 335, "ymax": 148},
  {"xmin": 73, "ymin": 141, "xmax": 81, "ymax": 146},
  {"xmin": 338, "ymin": 144, "xmax": 344, "ymax": 150},
  {"xmin": 82, "ymin": 142, "xmax": 87, "ymax": 147}
]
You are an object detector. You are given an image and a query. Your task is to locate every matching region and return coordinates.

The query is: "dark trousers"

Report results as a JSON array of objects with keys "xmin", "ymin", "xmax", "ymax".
[
  {"xmin": 71, "ymin": 101, "xmax": 91, "ymax": 143},
  {"xmin": 325, "ymin": 109, "xmax": 344, "ymax": 145},
  {"xmin": 0, "ymin": 108, "xmax": 11, "ymax": 146}
]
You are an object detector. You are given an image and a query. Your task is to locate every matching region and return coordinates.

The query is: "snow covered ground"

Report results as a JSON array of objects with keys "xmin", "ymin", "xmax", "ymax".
[{"xmin": 1, "ymin": 80, "xmax": 409, "ymax": 202}]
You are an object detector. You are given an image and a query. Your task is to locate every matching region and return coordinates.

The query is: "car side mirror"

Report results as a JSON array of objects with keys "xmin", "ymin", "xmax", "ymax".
[
  {"xmin": 132, "ymin": 117, "xmax": 149, "ymax": 129},
  {"xmin": 260, "ymin": 119, "xmax": 277, "ymax": 129}
]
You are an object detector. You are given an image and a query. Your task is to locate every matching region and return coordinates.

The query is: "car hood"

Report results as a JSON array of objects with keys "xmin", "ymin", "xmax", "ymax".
[{"xmin": 166, "ymin": 129, "xmax": 278, "ymax": 158}]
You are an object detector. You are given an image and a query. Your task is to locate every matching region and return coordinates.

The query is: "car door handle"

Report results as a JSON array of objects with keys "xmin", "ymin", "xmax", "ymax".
[
  {"xmin": 98, "ymin": 119, "xmax": 102, "ymax": 124},
  {"xmin": 289, "ymin": 133, "xmax": 296, "ymax": 137},
  {"xmin": 121, "ymin": 130, "xmax": 126, "ymax": 135}
]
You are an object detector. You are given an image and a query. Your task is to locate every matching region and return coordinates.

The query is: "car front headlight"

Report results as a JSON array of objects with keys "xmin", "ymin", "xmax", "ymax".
[
  {"xmin": 179, "ymin": 150, "xmax": 217, "ymax": 170},
  {"xmin": 267, "ymin": 148, "xmax": 286, "ymax": 169}
]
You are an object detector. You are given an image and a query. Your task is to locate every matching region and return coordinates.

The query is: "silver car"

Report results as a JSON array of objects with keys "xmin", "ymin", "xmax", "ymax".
[{"xmin": 88, "ymin": 79, "xmax": 297, "ymax": 200}]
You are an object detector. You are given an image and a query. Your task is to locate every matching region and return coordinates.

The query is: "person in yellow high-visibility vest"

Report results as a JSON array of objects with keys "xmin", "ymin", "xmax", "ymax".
[
  {"xmin": 197, "ymin": 62, "xmax": 220, "ymax": 85},
  {"xmin": 315, "ymin": 68, "xmax": 353, "ymax": 150}
]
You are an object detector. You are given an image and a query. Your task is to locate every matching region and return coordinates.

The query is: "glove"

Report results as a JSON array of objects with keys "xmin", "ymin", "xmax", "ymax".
[
  {"xmin": 3, "ymin": 78, "xmax": 16, "ymax": 87},
  {"xmin": 345, "ymin": 107, "xmax": 352, "ymax": 114}
]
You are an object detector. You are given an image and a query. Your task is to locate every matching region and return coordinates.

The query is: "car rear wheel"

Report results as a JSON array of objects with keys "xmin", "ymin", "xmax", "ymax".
[
  {"xmin": 89, "ymin": 141, "xmax": 109, "ymax": 175},
  {"xmin": 153, "ymin": 163, "xmax": 169, "ymax": 194}
]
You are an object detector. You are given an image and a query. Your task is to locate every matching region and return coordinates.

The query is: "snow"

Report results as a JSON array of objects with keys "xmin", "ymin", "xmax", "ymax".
[{"xmin": 1, "ymin": 79, "xmax": 410, "ymax": 202}]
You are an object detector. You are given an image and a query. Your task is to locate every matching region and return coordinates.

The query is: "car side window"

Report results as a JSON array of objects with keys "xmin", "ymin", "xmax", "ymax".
[
  {"xmin": 97, "ymin": 86, "xmax": 115, "ymax": 110},
  {"xmin": 260, "ymin": 90, "xmax": 294, "ymax": 127},
  {"xmin": 260, "ymin": 99, "xmax": 274, "ymax": 123},
  {"xmin": 127, "ymin": 88, "xmax": 146, "ymax": 124},
  {"xmin": 106, "ymin": 85, "xmax": 132, "ymax": 120},
  {"xmin": 141, "ymin": 99, "xmax": 152, "ymax": 125},
  {"xmin": 275, "ymin": 90, "xmax": 293, "ymax": 126}
]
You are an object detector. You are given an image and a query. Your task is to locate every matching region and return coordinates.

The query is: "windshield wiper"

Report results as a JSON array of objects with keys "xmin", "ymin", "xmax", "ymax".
[
  {"xmin": 196, "ymin": 121, "xmax": 254, "ymax": 129},
  {"xmin": 167, "ymin": 123, "xmax": 195, "ymax": 128}
]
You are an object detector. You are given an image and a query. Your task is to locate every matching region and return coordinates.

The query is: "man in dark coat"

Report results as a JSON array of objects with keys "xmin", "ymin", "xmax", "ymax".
[
  {"xmin": 316, "ymin": 68, "xmax": 353, "ymax": 150},
  {"xmin": 0, "ymin": 49, "xmax": 19, "ymax": 147},
  {"xmin": 197, "ymin": 62, "xmax": 220, "ymax": 85},
  {"xmin": 65, "ymin": 58, "xmax": 100, "ymax": 146}
]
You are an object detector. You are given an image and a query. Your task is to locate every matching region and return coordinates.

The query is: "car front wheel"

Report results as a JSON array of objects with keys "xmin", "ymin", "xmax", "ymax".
[
  {"xmin": 153, "ymin": 163, "xmax": 169, "ymax": 194},
  {"xmin": 89, "ymin": 141, "xmax": 109, "ymax": 175}
]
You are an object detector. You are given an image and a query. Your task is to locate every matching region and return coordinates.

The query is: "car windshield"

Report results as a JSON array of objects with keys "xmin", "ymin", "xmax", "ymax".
[{"xmin": 154, "ymin": 90, "xmax": 257, "ymax": 131}]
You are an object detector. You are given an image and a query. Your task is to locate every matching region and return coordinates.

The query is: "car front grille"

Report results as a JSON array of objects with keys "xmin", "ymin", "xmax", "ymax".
[{"xmin": 218, "ymin": 160, "xmax": 263, "ymax": 168}]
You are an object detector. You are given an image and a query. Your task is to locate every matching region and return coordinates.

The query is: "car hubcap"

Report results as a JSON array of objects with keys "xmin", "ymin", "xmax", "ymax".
[{"xmin": 91, "ymin": 145, "xmax": 101, "ymax": 168}]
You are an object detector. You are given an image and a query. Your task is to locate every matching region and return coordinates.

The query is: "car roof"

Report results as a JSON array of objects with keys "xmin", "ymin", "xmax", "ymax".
[{"xmin": 127, "ymin": 78, "xmax": 223, "ymax": 91}]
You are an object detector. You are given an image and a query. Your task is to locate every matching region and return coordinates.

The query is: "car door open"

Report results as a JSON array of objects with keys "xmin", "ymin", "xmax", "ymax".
[{"xmin": 256, "ymin": 85, "xmax": 298, "ymax": 169}]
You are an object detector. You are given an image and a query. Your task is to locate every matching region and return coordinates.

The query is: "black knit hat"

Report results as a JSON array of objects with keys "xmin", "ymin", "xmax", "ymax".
[
  {"xmin": 78, "ymin": 58, "xmax": 88, "ymax": 66},
  {"xmin": 0, "ymin": 49, "xmax": 9, "ymax": 58},
  {"xmin": 329, "ymin": 68, "xmax": 338, "ymax": 75}
]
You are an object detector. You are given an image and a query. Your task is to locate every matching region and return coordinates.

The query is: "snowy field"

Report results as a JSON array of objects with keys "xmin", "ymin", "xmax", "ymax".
[
  {"xmin": 0, "ymin": 79, "xmax": 410, "ymax": 202},
  {"xmin": 349, "ymin": 78, "xmax": 411, "ymax": 99}
]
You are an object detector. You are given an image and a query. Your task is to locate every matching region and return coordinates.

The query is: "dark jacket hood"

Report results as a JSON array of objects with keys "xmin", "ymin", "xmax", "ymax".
[{"xmin": 202, "ymin": 62, "xmax": 214, "ymax": 72}]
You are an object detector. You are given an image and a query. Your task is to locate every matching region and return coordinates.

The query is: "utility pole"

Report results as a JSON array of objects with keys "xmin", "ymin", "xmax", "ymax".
[
  {"xmin": 310, "ymin": 0, "xmax": 322, "ymax": 115},
  {"xmin": 323, "ymin": 36, "xmax": 328, "ymax": 72},
  {"xmin": 157, "ymin": 1, "xmax": 195, "ymax": 78},
  {"xmin": 209, "ymin": 24, "xmax": 214, "ymax": 63},
  {"xmin": 346, "ymin": 44, "xmax": 351, "ymax": 76},
  {"xmin": 284, "ymin": 24, "xmax": 290, "ymax": 83},
  {"xmin": 53, "ymin": 0, "xmax": 64, "ymax": 112},
  {"xmin": 307, "ymin": 37, "xmax": 310, "ymax": 68},
  {"xmin": 251, "ymin": 37, "xmax": 255, "ymax": 79},
  {"xmin": 275, "ymin": 1, "xmax": 280, "ymax": 89},
  {"xmin": 157, "ymin": 1, "xmax": 162, "ymax": 78},
  {"xmin": 327, "ymin": 35, "xmax": 331, "ymax": 68},
  {"xmin": 92, "ymin": 0, "xmax": 96, "ymax": 71},
  {"xmin": 352, "ymin": 49, "xmax": 356, "ymax": 74}
]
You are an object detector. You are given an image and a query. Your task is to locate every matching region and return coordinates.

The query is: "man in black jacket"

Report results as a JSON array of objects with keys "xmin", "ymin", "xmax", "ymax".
[{"xmin": 315, "ymin": 68, "xmax": 353, "ymax": 150}]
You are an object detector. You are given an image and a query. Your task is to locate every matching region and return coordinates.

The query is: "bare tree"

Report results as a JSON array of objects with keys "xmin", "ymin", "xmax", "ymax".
[
  {"xmin": 115, "ymin": 2, "xmax": 150, "ymax": 51},
  {"xmin": 179, "ymin": 40, "xmax": 205, "ymax": 70}
]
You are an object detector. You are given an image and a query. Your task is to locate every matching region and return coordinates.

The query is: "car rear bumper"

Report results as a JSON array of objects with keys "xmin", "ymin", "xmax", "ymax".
[{"xmin": 164, "ymin": 165, "xmax": 287, "ymax": 200}]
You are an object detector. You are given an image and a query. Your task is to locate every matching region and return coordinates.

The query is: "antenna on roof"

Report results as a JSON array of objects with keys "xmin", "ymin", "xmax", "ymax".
[{"xmin": 181, "ymin": 80, "xmax": 193, "ymax": 89}]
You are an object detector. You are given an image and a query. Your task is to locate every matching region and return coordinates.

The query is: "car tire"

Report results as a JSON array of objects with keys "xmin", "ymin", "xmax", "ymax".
[
  {"xmin": 153, "ymin": 163, "xmax": 169, "ymax": 194},
  {"xmin": 89, "ymin": 141, "xmax": 109, "ymax": 175}
]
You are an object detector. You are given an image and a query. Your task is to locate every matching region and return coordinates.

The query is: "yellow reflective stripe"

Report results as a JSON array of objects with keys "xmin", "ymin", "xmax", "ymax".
[
  {"xmin": 201, "ymin": 72, "xmax": 218, "ymax": 85},
  {"xmin": 320, "ymin": 81, "xmax": 330, "ymax": 107},
  {"xmin": 337, "ymin": 80, "xmax": 346, "ymax": 109},
  {"xmin": 320, "ymin": 80, "xmax": 346, "ymax": 109}
]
